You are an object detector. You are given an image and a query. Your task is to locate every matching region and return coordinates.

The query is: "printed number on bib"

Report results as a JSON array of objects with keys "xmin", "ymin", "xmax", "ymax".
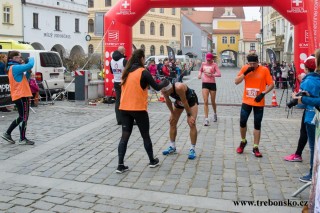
[
  {"xmin": 246, "ymin": 88, "xmax": 259, "ymax": 98},
  {"xmin": 177, "ymin": 101, "xmax": 184, "ymax": 107}
]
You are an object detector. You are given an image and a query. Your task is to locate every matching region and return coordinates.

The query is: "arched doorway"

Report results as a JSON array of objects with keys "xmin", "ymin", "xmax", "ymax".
[
  {"xmin": 31, "ymin": 42, "xmax": 45, "ymax": 50},
  {"xmin": 51, "ymin": 44, "xmax": 66, "ymax": 58},
  {"xmin": 70, "ymin": 45, "xmax": 85, "ymax": 59},
  {"xmin": 220, "ymin": 50, "xmax": 237, "ymax": 67}
]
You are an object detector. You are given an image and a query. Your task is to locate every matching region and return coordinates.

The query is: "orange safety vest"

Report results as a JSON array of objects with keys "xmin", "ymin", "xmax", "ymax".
[
  {"xmin": 8, "ymin": 66, "xmax": 32, "ymax": 101},
  {"xmin": 119, "ymin": 67, "xmax": 148, "ymax": 111}
]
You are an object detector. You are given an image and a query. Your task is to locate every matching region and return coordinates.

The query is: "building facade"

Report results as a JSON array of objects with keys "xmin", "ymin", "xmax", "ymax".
[
  {"xmin": 261, "ymin": 7, "xmax": 293, "ymax": 63},
  {"xmin": 212, "ymin": 7, "xmax": 245, "ymax": 67},
  {"xmin": 23, "ymin": 0, "xmax": 88, "ymax": 58},
  {"xmin": 0, "ymin": 1, "xmax": 23, "ymax": 41},
  {"xmin": 238, "ymin": 21, "xmax": 261, "ymax": 67},
  {"xmin": 88, "ymin": 0, "xmax": 181, "ymax": 57}
]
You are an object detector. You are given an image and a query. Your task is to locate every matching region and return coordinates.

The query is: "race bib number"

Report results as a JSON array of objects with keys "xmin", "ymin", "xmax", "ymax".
[{"xmin": 246, "ymin": 88, "xmax": 259, "ymax": 98}]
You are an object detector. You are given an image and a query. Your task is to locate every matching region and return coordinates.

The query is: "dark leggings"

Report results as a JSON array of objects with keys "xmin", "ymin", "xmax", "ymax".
[
  {"xmin": 6, "ymin": 97, "xmax": 30, "ymax": 140},
  {"xmin": 240, "ymin": 103, "xmax": 264, "ymax": 130},
  {"xmin": 295, "ymin": 110, "xmax": 308, "ymax": 156},
  {"xmin": 118, "ymin": 110, "xmax": 154, "ymax": 165}
]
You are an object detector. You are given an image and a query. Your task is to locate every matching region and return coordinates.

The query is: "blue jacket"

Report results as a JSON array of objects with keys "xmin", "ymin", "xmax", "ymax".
[
  {"xmin": 6, "ymin": 58, "xmax": 34, "ymax": 82},
  {"xmin": 0, "ymin": 62, "xmax": 5, "ymax": 75},
  {"xmin": 300, "ymin": 72, "xmax": 320, "ymax": 124},
  {"xmin": 301, "ymin": 96, "xmax": 320, "ymax": 107}
]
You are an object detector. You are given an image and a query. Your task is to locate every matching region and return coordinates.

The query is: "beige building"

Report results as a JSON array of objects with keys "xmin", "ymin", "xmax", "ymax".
[
  {"xmin": 88, "ymin": 0, "xmax": 181, "ymax": 57},
  {"xmin": 0, "ymin": 1, "xmax": 23, "ymax": 41}
]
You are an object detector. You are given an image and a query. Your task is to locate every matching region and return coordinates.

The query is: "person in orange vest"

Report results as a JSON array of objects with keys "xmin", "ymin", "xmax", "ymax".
[
  {"xmin": 116, "ymin": 49, "xmax": 169, "ymax": 174},
  {"xmin": 234, "ymin": 53, "xmax": 274, "ymax": 157},
  {"xmin": 1, "ymin": 51, "xmax": 35, "ymax": 145}
]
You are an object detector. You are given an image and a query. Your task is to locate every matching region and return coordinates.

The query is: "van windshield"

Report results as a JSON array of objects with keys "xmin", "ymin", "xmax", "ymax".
[{"xmin": 40, "ymin": 53, "xmax": 62, "ymax": 67}]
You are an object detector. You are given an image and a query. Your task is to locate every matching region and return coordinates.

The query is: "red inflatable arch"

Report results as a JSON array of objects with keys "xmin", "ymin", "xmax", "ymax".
[{"xmin": 104, "ymin": 0, "xmax": 320, "ymax": 96}]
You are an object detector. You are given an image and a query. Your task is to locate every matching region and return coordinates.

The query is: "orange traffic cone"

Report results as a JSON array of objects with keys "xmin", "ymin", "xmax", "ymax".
[
  {"xmin": 158, "ymin": 92, "xmax": 165, "ymax": 102},
  {"xmin": 272, "ymin": 90, "xmax": 278, "ymax": 107}
]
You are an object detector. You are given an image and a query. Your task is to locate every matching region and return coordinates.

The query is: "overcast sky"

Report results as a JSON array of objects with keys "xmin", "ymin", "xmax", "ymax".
[{"xmin": 195, "ymin": 7, "xmax": 261, "ymax": 21}]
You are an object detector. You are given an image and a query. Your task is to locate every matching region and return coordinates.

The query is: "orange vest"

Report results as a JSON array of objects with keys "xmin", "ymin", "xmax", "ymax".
[
  {"xmin": 8, "ymin": 66, "xmax": 32, "ymax": 101},
  {"xmin": 119, "ymin": 67, "xmax": 148, "ymax": 111}
]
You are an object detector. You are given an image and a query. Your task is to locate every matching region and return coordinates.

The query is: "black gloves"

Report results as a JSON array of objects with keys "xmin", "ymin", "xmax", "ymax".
[
  {"xmin": 244, "ymin": 67, "xmax": 255, "ymax": 76},
  {"xmin": 254, "ymin": 92, "xmax": 265, "ymax": 102}
]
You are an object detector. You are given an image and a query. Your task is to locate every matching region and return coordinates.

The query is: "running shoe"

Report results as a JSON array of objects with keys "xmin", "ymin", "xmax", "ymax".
[
  {"xmin": 252, "ymin": 147, "xmax": 263, "ymax": 157},
  {"xmin": 284, "ymin": 153, "xmax": 302, "ymax": 162},
  {"xmin": 149, "ymin": 158, "xmax": 160, "ymax": 168},
  {"xmin": 213, "ymin": 114, "xmax": 217, "ymax": 122},
  {"xmin": 162, "ymin": 146, "xmax": 177, "ymax": 155},
  {"xmin": 188, "ymin": 149, "xmax": 196, "ymax": 160},
  {"xmin": 204, "ymin": 118, "xmax": 210, "ymax": 126},
  {"xmin": 236, "ymin": 140, "xmax": 247, "ymax": 154},
  {"xmin": 299, "ymin": 173, "xmax": 312, "ymax": 183},
  {"xmin": 1, "ymin": 133, "xmax": 15, "ymax": 144},
  {"xmin": 18, "ymin": 138, "xmax": 35, "ymax": 145},
  {"xmin": 116, "ymin": 165, "xmax": 129, "ymax": 174}
]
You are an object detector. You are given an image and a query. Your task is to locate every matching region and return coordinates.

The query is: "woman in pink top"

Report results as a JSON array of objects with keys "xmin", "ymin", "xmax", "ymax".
[
  {"xmin": 148, "ymin": 60, "xmax": 157, "ymax": 78},
  {"xmin": 198, "ymin": 52, "xmax": 221, "ymax": 126}
]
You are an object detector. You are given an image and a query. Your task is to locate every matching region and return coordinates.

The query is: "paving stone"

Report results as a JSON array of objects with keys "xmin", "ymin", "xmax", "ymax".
[
  {"xmin": 7, "ymin": 206, "xmax": 34, "ymax": 213},
  {"xmin": 0, "ymin": 202, "xmax": 14, "ymax": 210},
  {"xmin": 42, "ymin": 196, "xmax": 68, "ymax": 205}
]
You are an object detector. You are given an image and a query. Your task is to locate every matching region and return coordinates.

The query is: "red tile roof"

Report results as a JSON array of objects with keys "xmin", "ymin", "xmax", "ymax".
[
  {"xmin": 213, "ymin": 7, "xmax": 245, "ymax": 19},
  {"xmin": 241, "ymin": 21, "xmax": 261, "ymax": 41},
  {"xmin": 181, "ymin": 10, "xmax": 213, "ymax": 24}
]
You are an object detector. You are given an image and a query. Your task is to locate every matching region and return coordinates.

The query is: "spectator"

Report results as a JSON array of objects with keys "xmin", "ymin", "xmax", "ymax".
[
  {"xmin": 116, "ymin": 49, "xmax": 169, "ymax": 173},
  {"xmin": 1, "ymin": 51, "xmax": 35, "ymax": 145},
  {"xmin": 148, "ymin": 60, "xmax": 157, "ymax": 78}
]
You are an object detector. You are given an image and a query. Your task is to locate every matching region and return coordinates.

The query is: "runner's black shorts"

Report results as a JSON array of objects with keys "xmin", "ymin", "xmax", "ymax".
[{"xmin": 202, "ymin": 82, "xmax": 217, "ymax": 91}]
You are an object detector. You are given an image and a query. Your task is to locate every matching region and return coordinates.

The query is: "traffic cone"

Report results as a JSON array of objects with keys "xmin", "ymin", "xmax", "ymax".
[
  {"xmin": 158, "ymin": 92, "xmax": 165, "ymax": 102},
  {"xmin": 271, "ymin": 90, "xmax": 278, "ymax": 107}
]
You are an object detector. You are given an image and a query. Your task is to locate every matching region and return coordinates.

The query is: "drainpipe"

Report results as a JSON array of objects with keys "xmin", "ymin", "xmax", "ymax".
[
  {"xmin": 21, "ymin": 0, "xmax": 25, "ymax": 41},
  {"xmin": 261, "ymin": 6, "xmax": 264, "ymax": 62}
]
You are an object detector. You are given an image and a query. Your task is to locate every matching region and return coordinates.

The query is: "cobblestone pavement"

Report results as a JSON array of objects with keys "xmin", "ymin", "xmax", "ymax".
[{"xmin": 0, "ymin": 67, "xmax": 308, "ymax": 212}]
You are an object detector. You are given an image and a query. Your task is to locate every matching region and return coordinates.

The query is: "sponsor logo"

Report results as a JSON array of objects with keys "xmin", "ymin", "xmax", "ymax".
[
  {"xmin": 287, "ymin": 0, "xmax": 307, "ymax": 13},
  {"xmin": 116, "ymin": 0, "xmax": 135, "ymax": 15}
]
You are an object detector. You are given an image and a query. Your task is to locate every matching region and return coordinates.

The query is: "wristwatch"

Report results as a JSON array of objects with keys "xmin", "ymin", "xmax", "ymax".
[{"xmin": 187, "ymin": 112, "xmax": 192, "ymax": 117}]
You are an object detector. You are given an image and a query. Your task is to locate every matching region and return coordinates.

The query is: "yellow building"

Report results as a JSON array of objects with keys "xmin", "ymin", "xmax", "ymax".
[
  {"xmin": 212, "ymin": 7, "xmax": 245, "ymax": 66},
  {"xmin": 88, "ymin": 0, "xmax": 181, "ymax": 57}
]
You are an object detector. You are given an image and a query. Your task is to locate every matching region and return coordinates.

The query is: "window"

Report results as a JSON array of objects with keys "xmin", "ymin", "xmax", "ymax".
[
  {"xmin": 55, "ymin": 16, "xmax": 60, "ymax": 31},
  {"xmin": 140, "ymin": 44, "xmax": 145, "ymax": 52},
  {"xmin": 160, "ymin": 45, "xmax": 164, "ymax": 55},
  {"xmin": 88, "ymin": 44, "xmax": 94, "ymax": 54},
  {"xmin": 140, "ymin": 21, "xmax": 145, "ymax": 34},
  {"xmin": 88, "ymin": 19, "xmax": 94, "ymax": 33},
  {"xmin": 75, "ymin": 18, "xmax": 79, "ymax": 32},
  {"xmin": 33, "ymin": 13, "xmax": 39, "ymax": 29},
  {"xmin": 250, "ymin": 43, "xmax": 255, "ymax": 50},
  {"xmin": 172, "ymin": 25, "xmax": 176, "ymax": 37},
  {"xmin": 39, "ymin": 53, "xmax": 62, "ymax": 67},
  {"xmin": 222, "ymin": 36, "xmax": 227, "ymax": 44},
  {"xmin": 160, "ymin": 8, "xmax": 164, "ymax": 13},
  {"xmin": 3, "ymin": 6, "xmax": 11, "ymax": 23},
  {"xmin": 230, "ymin": 36, "xmax": 235, "ymax": 44},
  {"xmin": 150, "ymin": 22, "xmax": 155, "ymax": 35},
  {"xmin": 105, "ymin": 0, "xmax": 111, "ymax": 6},
  {"xmin": 150, "ymin": 8, "xmax": 155, "ymax": 12},
  {"xmin": 172, "ymin": 8, "xmax": 176, "ymax": 15},
  {"xmin": 160, "ymin": 24, "xmax": 164, "ymax": 36},
  {"xmin": 150, "ymin": 45, "xmax": 155, "ymax": 56},
  {"xmin": 184, "ymin": 35, "xmax": 192, "ymax": 47},
  {"xmin": 88, "ymin": 0, "xmax": 94, "ymax": 8}
]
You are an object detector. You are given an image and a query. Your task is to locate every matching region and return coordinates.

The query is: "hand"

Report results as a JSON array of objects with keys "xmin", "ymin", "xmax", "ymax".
[
  {"xmin": 198, "ymin": 74, "xmax": 201, "ymax": 79},
  {"xmin": 187, "ymin": 115, "xmax": 195, "ymax": 126},
  {"xmin": 254, "ymin": 92, "xmax": 265, "ymax": 102},
  {"xmin": 244, "ymin": 67, "xmax": 255, "ymax": 76}
]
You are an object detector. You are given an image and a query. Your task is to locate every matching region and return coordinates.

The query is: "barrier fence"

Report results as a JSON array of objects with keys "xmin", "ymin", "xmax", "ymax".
[{"xmin": 0, "ymin": 75, "xmax": 13, "ymax": 107}]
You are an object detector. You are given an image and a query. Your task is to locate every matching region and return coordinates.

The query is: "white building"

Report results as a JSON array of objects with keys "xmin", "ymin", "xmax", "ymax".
[
  {"xmin": 23, "ymin": 0, "xmax": 88, "ymax": 57},
  {"xmin": 0, "ymin": 1, "xmax": 23, "ymax": 41}
]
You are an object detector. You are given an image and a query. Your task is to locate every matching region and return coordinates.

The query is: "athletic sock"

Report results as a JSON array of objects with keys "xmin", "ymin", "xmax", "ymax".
[
  {"xmin": 241, "ymin": 138, "xmax": 246, "ymax": 143},
  {"xmin": 170, "ymin": 141, "xmax": 175, "ymax": 148},
  {"xmin": 190, "ymin": 144, "xmax": 195, "ymax": 150},
  {"xmin": 253, "ymin": 144, "xmax": 258, "ymax": 148}
]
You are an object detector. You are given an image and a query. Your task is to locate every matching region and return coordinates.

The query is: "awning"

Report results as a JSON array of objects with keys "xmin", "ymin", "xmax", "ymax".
[{"xmin": 185, "ymin": 52, "xmax": 197, "ymax": 58}]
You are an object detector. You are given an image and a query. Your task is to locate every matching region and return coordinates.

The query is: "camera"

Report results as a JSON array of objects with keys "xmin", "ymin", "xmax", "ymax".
[{"xmin": 286, "ymin": 91, "xmax": 307, "ymax": 108}]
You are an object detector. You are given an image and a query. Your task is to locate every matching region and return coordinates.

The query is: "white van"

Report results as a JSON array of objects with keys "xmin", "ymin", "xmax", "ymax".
[
  {"xmin": 145, "ymin": 55, "xmax": 190, "ymax": 65},
  {"xmin": 0, "ymin": 50, "xmax": 65, "ymax": 94}
]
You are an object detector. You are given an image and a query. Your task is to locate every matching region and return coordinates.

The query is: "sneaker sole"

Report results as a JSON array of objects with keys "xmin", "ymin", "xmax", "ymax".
[
  {"xmin": 115, "ymin": 169, "xmax": 129, "ymax": 174},
  {"xmin": 299, "ymin": 178, "xmax": 311, "ymax": 183},
  {"xmin": 285, "ymin": 159, "xmax": 302, "ymax": 162},
  {"xmin": 149, "ymin": 163, "xmax": 160, "ymax": 168},
  {"xmin": 1, "ymin": 135, "xmax": 15, "ymax": 144},
  {"xmin": 162, "ymin": 151, "xmax": 177, "ymax": 155}
]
